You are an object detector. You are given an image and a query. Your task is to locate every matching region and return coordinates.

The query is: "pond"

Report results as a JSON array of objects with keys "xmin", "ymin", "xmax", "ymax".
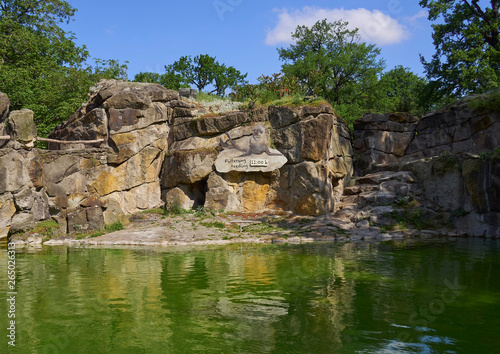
[{"xmin": 1, "ymin": 238, "xmax": 500, "ymax": 353}]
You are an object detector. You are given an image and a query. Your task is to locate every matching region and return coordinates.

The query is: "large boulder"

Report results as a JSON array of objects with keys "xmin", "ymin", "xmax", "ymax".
[
  {"xmin": 48, "ymin": 79, "xmax": 178, "ymax": 150},
  {"xmin": 161, "ymin": 148, "xmax": 218, "ymax": 188},
  {"xmin": 7, "ymin": 109, "xmax": 37, "ymax": 149},
  {"xmin": 0, "ymin": 150, "xmax": 35, "ymax": 194},
  {"xmin": 9, "ymin": 213, "xmax": 35, "ymax": 235},
  {"xmin": 405, "ymin": 98, "xmax": 500, "ymax": 159},
  {"xmin": 0, "ymin": 92, "xmax": 9, "ymax": 136},
  {"xmin": 0, "ymin": 193, "xmax": 16, "ymax": 239},
  {"xmin": 353, "ymin": 112, "xmax": 418, "ymax": 172}
]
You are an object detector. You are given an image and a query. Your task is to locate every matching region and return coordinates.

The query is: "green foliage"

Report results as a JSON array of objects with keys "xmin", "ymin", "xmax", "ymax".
[
  {"xmin": 193, "ymin": 206, "xmax": 216, "ymax": 219},
  {"xmin": 139, "ymin": 208, "xmax": 165, "ymax": 215},
  {"xmin": 277, "ymin": 19, "xmax": 385, "ymax": 105},
  {"xmin": 478, "ymin": 148, "xmax": 500, "ymax": 160},
  {"xmin": 256, "ymin": 73, "xmax": 304, "ymax": 99},
  {"xmin": 105, "ymin": 221, "xmax": 124, "ymax": 233},
  {"xmin": 163, "ymin": 54, "xmax": 247, "ymax": 96},
  {"xmin": 394, "ymin": 196, "xmax": 420, "ymax": 209},
  {"xmin": 419, "ymin": 0, "xmax": 500, "ymax": 98},
  {"xmin": 33, "ymin": 220, "xmax": 60, "ymax": 239},
  {"xmin": 241, "ymin": 222, "xmax": 287, "ymax": 234},
  {"xmin": 468, "ymin": 89, "xmax": 500, "ymax": 111},
  {"xmin": 199, "ymin": 221, "xmax": 226, "ymax": 229},
  {"xmin": 164, "ymin": 204, "xmax": 192, "ymax": 216},
  {"xmin": 382, "ymin": 207, "xmax": 432, "ymax": 231},
  {"xmin": 0, "ymin": 0, "xmax": 128, "ymax": 138},
  {"xmin": 196, "ymin": 91, "xmax": 232, "ymax": 103},
  {"xmin": 376, "ymin": 66, "xmax": 428, "ymax": 116},
  {"xmin": 332, "ymin": 102, "xmax": 366, "ymax": 127},
  {"xmin": 231, "ymin": 83, "xmax": 258, "ymax": 102},
  {"xmin": 133, "ymin": 69, "xmax": 189, "ymax": 90}
]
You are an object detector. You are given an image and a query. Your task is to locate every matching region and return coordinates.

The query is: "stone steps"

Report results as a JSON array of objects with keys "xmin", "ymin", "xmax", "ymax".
[{"xmin": 333, "ymin": 170, "xmax": 424, "ymax": 231}]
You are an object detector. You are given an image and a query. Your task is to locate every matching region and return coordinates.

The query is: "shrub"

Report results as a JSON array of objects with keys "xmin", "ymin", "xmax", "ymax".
[{"xmin": 105, "ymin": 221, "xmax": 124, "ymax": 233}]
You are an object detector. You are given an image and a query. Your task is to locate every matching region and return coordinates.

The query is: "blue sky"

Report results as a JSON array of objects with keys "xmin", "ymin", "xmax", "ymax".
[{"xmin": 65, "ymin": 0, "xmax": 436, "ymax": 84}]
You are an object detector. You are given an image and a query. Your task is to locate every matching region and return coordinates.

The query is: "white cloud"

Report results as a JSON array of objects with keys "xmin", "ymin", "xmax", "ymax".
[
  {"xmin": 265, "ymin": 7, "xmax": 411, "ymax": 46},
  {"xmin": 406, "ymin": 9, "xmax": 428, "ymax": 23}
]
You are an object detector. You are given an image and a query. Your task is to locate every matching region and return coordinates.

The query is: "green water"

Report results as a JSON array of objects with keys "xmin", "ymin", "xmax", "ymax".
[{"xmin": 1, "ymin": 238, "xmax": 500, "ymax": 353}]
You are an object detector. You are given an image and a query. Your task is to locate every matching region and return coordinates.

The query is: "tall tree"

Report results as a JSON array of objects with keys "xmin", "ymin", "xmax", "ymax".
[
  {"xmin": 419, "ymin": 0, "xmax": 500, "ymax": 97},
  {"xmin": 0, "ymin": 0, "xmax": 127, "ymax": 137},
  {"xmin": 211, "ymin": 63, "xmax": 247, "ymax": 97},
  {"xmin": 277, "ymin": 19, "xmax": 385, "ymax": 105},
  {"xmin": 165, "ymin": 54, "xmax": 247, "ymax": 96},
  {"xmin": 133, "ymin": 69, "xmax": 187, "ymax": 90},
  {"xmin": 377, "ymin": 66, "xmax": 427, "ymax": 115},
  {"xmin": 166, "ymin": 54, "xmax": 216, "ymax": 92}
]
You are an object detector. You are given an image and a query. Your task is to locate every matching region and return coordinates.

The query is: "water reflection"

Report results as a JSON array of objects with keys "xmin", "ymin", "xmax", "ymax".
[{"xmin": 0, "ymin": 239, "xmax": 499, "ymax": 353}]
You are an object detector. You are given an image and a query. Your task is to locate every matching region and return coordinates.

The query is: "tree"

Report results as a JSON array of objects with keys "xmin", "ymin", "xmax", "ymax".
[
  {"xmin": 212, "ymin": 63, "xmax": 247, "ymax": 97},
  {"xmin": 133, "ymin": 70, "xmax": 187, "ymax": 90},
  {"xmin": 0, "ymin": 0, "xmax": 127, "ymax": 137},
  {"xmin": 277, "ymin": 19, "xmax": 385, "ymax": 105},
  {"xmin": 166, "ymin": 54, "xmax": 215, "ymax": 92},
  {"xmin": 377, "ymin": 66, "xmax": 427, "ymax": 115},
  {"xmin": 165, "ymin": 54, "xmax": 247, "ymax": 96},
  {"xmin": 419, "ymin": 0, "xmax": 500, "ymax": 98}
]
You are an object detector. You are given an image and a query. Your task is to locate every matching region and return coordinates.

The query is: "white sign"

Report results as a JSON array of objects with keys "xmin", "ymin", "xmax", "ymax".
[{"xmin": 250, "ymin": 159, "xmax": 269, "ymax": 167}]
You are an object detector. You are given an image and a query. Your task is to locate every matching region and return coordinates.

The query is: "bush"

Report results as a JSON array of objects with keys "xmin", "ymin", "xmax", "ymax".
[{"xmin": 105, "ymin": 221, "xmax": 124, "ymax": 233}]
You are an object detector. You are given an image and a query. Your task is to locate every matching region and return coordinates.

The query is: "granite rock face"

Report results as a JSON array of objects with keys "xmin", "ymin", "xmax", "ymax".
[
  {"xmin": 161, "ymin": 102, "xmax": 354, "ymax": 215},
  {"xmin": 353, "ymin": 112, "xmax": 418, "ymax": 171},
  {"xmin": 351, "ymin": 94, "xmax": 500, "ymax": 236},
  {"xmin": 406, "ymin": 100, "xmax": 500, "ymax": 159},
  {"xmin": 0, "ymin": 92, "xmax": 9, "ymax": 137},
  {"xmin": 2, "ymin": 80, "xmax": 499, "ymax": 240},
  {"xmin": 7, "ymin": 109, "xmax": 37, "ymax": 149},
  {"xmin": 0, "ymin": 80, "xmax": 179, "ymax": 239}
]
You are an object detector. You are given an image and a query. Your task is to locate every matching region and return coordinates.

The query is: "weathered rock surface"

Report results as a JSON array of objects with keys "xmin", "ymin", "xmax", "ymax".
[
  {"xmin": 2, "ymin": 81, "xmax": 499, "ymax": 241},
  {"xmin": 7, "ymin": 109, "xmax": 37, "ymax": 149},
  {"xmin": 406, "ymin": 99, "xmax": 500, "ymax": 159},
  {"xmin": 0, "ymin": 91, "xmax": 9, "ymax": 136},
  {"xmin": 353, "ymin": 112, "xmax": 418, "ymax": 171},
  {"xmin": 351, "ymin": 94, "xmax": 500, "ymax": 236},
  {"xmin": 162, "ymin": 103, "xmax": 353, "ymax": 215},
  {"xmin": 401, "ymin": 154, "xmax": 500, "ymax": 236}
]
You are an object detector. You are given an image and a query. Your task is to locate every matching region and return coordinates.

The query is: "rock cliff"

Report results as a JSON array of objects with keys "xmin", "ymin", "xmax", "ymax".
[
  {"xmin": 0, "ymin": 80, "xmax": 353, "ymax": 239},
  {"xmin": 352, "ymin": 96, "xmax": 500, "ymax": 236},
  {"xmin": 1, "ymin": 81, "xmax": 498, "ymax": 240}
]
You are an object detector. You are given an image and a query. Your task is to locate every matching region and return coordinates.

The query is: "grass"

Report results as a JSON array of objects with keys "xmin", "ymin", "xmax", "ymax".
[
  {"xmin": 478, "ymin": 148, "xmax": 500, "ymax": 161},
  {"xmin": 239, "ymin": 93, "xmax": 328, "ymax": 109},
  {"xmin": 30, "ymin": 220, "xmax": 60, "ymax": 241},
  {"xmin": 467, "ymin": 88, "xmax": 500, "ymax": 111},
  {"xmin": 139, "ymin": 208, "xmax": 165, "ymax": 215},
  {"xmin": 164, "ymin": 204, "xmax": 193, "ymax": 217},
  {"xmin": 394, "ymin": 196, "xmax": 420, "ymax": 209},
  {"xmin": 105, "ymin": 221, "xmax": 124, "ymax": 233},
  {"xmin": 199, "ymin": 221, "xmax": 226, "ymax": 229}
]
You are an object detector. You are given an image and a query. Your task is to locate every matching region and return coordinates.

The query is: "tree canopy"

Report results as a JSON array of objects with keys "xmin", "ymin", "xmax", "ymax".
[
  {"xmin": 277, "ymin": 19, "xmax": 385, "ymax": 105},
  {"xmin": 377, "ymin": 65, "xmax": 428, "ymax": 115},
  {"xmin": 419, "ymin": 0, "xmax": 500, "ymax": 98},
  {"xmin": 162, "ymin": 54, "xmax": 247, "ymax": 96},
  {"xmin": 0, "ymin": 0, "xmax": 127, "ymax": 137}
]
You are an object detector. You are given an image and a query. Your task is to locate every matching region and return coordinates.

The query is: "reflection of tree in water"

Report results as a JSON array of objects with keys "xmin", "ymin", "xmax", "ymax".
[
  {"xmin": 160, "ymin": 250, "xmax": 288, "ymax": 352},
  {"xmin": 6, "ymin": 240, "xmax": 495, "ymax": 352}
]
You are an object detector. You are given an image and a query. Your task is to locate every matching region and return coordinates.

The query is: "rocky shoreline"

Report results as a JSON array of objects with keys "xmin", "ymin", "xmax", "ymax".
[{"xmin": 8, "ymin": 207, "xmax": 472, "ymax": 249}]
